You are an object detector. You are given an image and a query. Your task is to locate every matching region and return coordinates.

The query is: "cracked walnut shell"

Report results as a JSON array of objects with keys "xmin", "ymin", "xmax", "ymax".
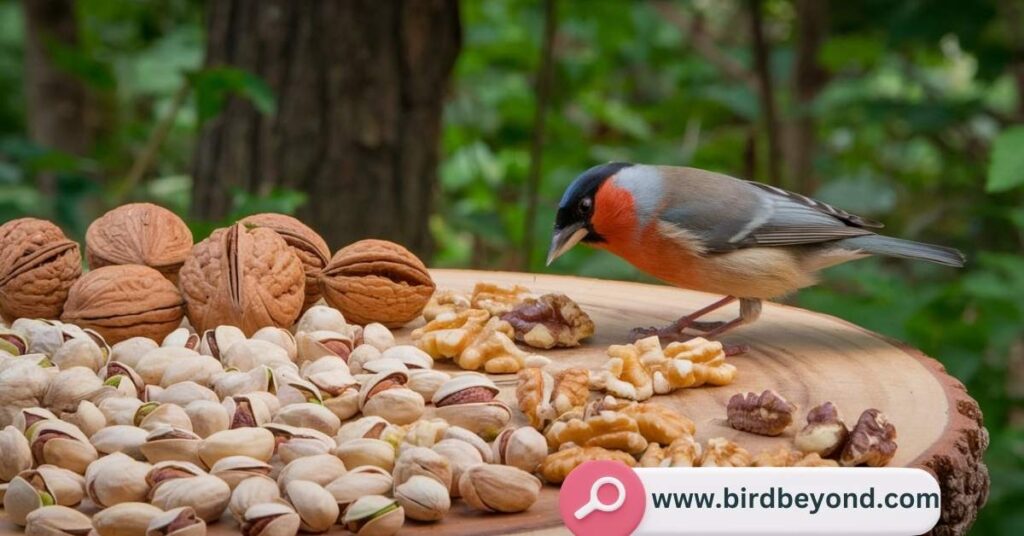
[
  {"xmin": 0, "ymin": 217, "xmax": 81, "ymax": 321},
  {"xmin": 727, "ymin": 390, "xmax": 796, "ymax": 436},
  {"xmin": 320, "ymin": 239, "xmax": 435, "ymax": 327},
  {"xmin": 500, "ymin": 293, "xmax": 594, "ymax": 349},
  {"xmin": 539, "ymin": 446, "xmax": 636, "ymax": 484},
  {"xmin": 840, "ymin": 409, "xmax": 897, "ymax": 467},
  {"xmin": 86, "ymin": 203, "xmax": 192, "ymax": 282},
  {"xmin": 240, "ymin": 213, "xmax": 330, "ymax": 311},
  {"xmin": 61, "ymin": 264, "xmax": 185, "ymax": 344},
  {"xmin": 179, "ymin": 223, "xmax": 305, "ymax": 336}
]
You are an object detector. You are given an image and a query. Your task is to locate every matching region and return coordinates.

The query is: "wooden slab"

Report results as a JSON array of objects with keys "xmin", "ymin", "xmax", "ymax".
[{"xmin": 0, "ymin": 270, "xmax": 988, "ymax": 536}]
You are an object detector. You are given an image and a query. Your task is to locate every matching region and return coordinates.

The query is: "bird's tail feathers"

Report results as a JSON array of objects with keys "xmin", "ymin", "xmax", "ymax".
[{"xmin": 838, "ymin": 235, "xmax": 965, "ymax": 267}]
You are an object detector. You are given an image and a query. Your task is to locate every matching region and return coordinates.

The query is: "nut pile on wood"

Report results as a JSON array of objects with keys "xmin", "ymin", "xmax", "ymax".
[{"xmin": 0, "ymin": 205, "xmax": 901, "ymax": 536}]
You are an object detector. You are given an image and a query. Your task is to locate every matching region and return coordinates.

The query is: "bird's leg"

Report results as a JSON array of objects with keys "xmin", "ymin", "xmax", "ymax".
[
  {"xmin": 629, "ymin": 298, "xmax": 762, "ymax": 356},
  {"xmin": 629, "ymin": 296, "xmax": 737, "ymax": 341}
]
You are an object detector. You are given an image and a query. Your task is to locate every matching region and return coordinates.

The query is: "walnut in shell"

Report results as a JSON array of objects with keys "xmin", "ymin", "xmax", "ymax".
[
  {"xmin": 61, "ymin": 265, "xmax": 185, "ymax": 344},
  {"xmin": 500, "ymin": 293, "xmax": 595, "ymax": 349},
  {"xmin": 85, "ymin": 203, "xmax": 193, "ymax": 282},
  {"xmin": 0, "ymin": 218, "xmax": 81, "ymax": 321},
  {"xmin": 319, "ymin": 239, "xmax": 435, "ymax": 327},
  {"xmin": 178, "ymin": 223, "xmax": 306, "ymax": 335},
  {"xmin": 726, "ymin": 390, "xmax": 796, "ymax": 436},
  {"xmin": 239, "ymin": 213, "xmax": 330, "ymax": 311}
]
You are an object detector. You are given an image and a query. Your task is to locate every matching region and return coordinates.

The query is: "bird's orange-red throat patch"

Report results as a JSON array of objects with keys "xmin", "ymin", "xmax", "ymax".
[
  {"xmin": 591, "ymin": 176, "xmax": 703, "ymax": 289},
  {"xmin": 591, "ymin": 179, "xmax": 638, "ymax": 243}
]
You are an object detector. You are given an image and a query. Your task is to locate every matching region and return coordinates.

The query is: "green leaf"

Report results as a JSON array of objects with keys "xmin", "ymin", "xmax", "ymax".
[
  {"xmin": 44, "ymin": 37, "xmax": 116, "ymax": 90},
  {"xmin": 986, "ymin": 126, "xmax": 1024, "ymax": 192},
  {"xmin": 188, "ymin": 67, "xmax": 276, "ymax": 125}
]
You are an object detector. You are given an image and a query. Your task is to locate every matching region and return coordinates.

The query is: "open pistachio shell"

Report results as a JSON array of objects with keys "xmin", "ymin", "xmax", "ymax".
[
  {"xmin": 221, "ymin": 340, "xmax": 293, "ymax": 373},
  {"xmin": 13, "ymin": 407, "xmax": 58, "ymax": 434},
  {"xmin": 159, "ymin": 355, "xmax": 222, "ymax": 388},
  {"xmin": 346, "ymin": 345, "xmax": 381, "ymax": 375},
  {"xmin": 334, "ymin": 416, "xmax": 401, "ymax": 446},
  {"xmin": 51, "ymin": 337, "xmax": 105, "ymax": 372},
  {"xmin": 146, "ymin": 506, "xmax": 207, "ymax": 536},
  {"xmin": 108, "ymin": 337, "xmax": 159, "ymax": 369},
  {"xmin": 3, "ymin": 466, "xmax": 85, "ymax": 526},
  {"xmin": 140, "ymin": 426, "xmax": 203, "ymax": 466},
  {"xmin": 294, "ymin": 305, "xmax": 348, "ymax": 335},
  {"xmin": 60, "ymin": 400, "xmax": 106, "ymax": 438},
  {"xmin": 341, "ymin": 495, "xmax": 404, "ymax": 536},
  {"xmin": 459, "ymin": 464, "xmax": 541, "ymax": 513},
  {"xmin": 241, "ymin": 502, "xmax": 301, "ymax": 536},
  {"xmin": 228, "ymin": 475, "xmax": 280, "ymax": 523},
  {"xmin": 210, "ymin": 456, "xmax": 273, "ymax": 490},
  {"xmin": 28, "ymin": 419, "xmax": 99, "ymax": 474},
  {"xmin": 358, "ymin": 370, "xmax": 424, "ymax": 425},
  {"xmin": 98, "ymin": 397, "xmax": 143, "ymax": 426},
  {"xmin": 433, "ymin": 402, "xmax": 511, "ymax": 441},
  {"xmin": 392, "ymin": 446, "xmax": 452, "ymax": 489},
  {"xmin": 135, "ymin": 347, "xmax": 200, "ymax": 386},
  {"xmin": 223, "ymin": 394, "xmax": 272, "ymax": 429},
  {"xmin": 199, "ymin": 325, "xmax": 245, "ymax": 359},
  {"xmin": 251, "ymin": 326, "xmax": 298, "ymax": 361},
  {"xmin": 42, "ymin": 366, "xmax": 104, "ymax": 414},
  {"xmin": 272, "ymin": 403, "xmax": 340, "ymax": 437},
  {"xmin": 145, "ymin": 460, "xmax": 207, "ymax": 492},
  {"xmin": 492, "ymin": 426, "xmax": 548, "ymax": 473},
  {"xmin": 325, "ymin": 466, "xmax": 393, "ymax": 514},
  {"xmin": 264, "ymin": 424, "xmax": 335, "ymax": 464},
  {"xmin": 135, "ymin": 402, "xmax": 192, "ymax": 432},
  {"xmin": 184, "ymin": 400, "xmax": 229, "ymax": 439}
]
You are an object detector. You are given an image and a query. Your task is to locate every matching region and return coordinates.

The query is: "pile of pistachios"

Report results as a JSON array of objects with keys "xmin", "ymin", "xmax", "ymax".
[{"xmin": 0, "ymin": 304, "xmax": 545, "ymax": 536}]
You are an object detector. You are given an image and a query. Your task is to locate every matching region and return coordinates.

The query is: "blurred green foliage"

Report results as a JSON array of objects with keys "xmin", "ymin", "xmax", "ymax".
[{"xmin": 0, "ymin": 1, "xmax": 1022, "ymax": 532}]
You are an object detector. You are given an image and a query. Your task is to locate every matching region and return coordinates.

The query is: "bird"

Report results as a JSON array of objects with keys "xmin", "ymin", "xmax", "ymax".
[{"xmin": 546, "ymin": 162, "xmax": 964, "ymax": 348}]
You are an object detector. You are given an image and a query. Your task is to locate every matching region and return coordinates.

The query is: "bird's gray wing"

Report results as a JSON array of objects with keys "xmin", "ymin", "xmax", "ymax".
[{"xmin": 655, "ymin": 168, "xmax": 880, "ymax": 253}]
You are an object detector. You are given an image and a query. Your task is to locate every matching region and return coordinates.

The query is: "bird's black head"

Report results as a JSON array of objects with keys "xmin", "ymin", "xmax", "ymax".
[{"xmin": 547, "ymin": 161, "xmax": 634, "ymax": 265}]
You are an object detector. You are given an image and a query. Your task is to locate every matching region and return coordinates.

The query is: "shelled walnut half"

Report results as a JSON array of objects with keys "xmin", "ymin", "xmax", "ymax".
[
  {"xmin": 539, "ymin": 446, "xmax": 636, "ymax": 484},
  {"xmin": 516, "ymin": 367, "xmax": 589, "ymax": 429},
  {"xmin": 500, "ymin": 293, "xmax": 594, "ymax": 349},
  {"xmin": 794, "ymin": 402, "xmax": 849, "ymax": 458},
  {"xmin": 590, "ymin": 336, "xmax": 736, "ymax": 401},
  {"xmin": 840, "ymin": 409, "xmax": 897, "ymax": 467},
  {"xmin": 726, "ymin": 390, "xmax": 796, "ymax": 437}
]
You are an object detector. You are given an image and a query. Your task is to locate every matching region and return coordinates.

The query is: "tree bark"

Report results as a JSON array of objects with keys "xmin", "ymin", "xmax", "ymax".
[
  {"xmin": 787, "ymin": 0, "xmax": 829, "ymax": 192},
  {"xmin": 193, "ymin": 0, "xmax": 461, "ymax": 257},
  {"xmin": 747, "ymin": 0, "xmax": 783, "ymax": 187},
  {"xmin": 21, "ymin": 0, "xmax": 97, "ymax": 179}
]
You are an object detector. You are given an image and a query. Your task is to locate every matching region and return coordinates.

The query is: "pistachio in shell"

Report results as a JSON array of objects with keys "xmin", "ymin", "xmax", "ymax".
[
  {"xmin": 60, "ymin": 265, "xmax": 185, "ymax": 344},
  {"xmin": 27, "ymin": 419, "xmax": 98, "ymax": 474},
  {"xmin": 239, "ymin": 213, "xmax": 330, "ymax": 312},
  {"xmin": 149, "ymin": 475, "xmax": 230, "ymax": 523},
  {"xmin": 332, "ymin": 438, "xmax": 395, "ymax": 473},
  {"xmin": 431, "ymin": 438, "xmax": 483, "ymax": 498},
  {"xmin": 24, "ymin": 505, "xmax": 92, "ymax": 536},
  {"xmin": 92, "ymin": 501, "xmax": 164, "ymax": 536},
  {"xmin": 0, "ymin": 424, "xmax": 32, "ymax": 481},
  {"xmin": 85, "ymin": 452, "xmax": 152, "ymax": 507},
  {"xmin": 210, "ymin": 456, "xmax": 273, "ymax": 490},
  {"xmin": 3, "ymin": 465, "xmax": 85, "ymax": 525},
  {"xmin": 284, "ymin": 480, "xmax": 339, "ymax": 534},
  {"xmin": 276, "ymin": 453, "xmax": 347, "ymax": 491},
  {"xmin": 86, "ymin": 203, "xmax": 193, "ymax": 282},
  {"xmin": 319, "ymin": 239, "xmax": 435, "ymax": 328},
  {"xmin": 241, "ymin": 502, "xmax": 301, "ymax": 536},
  {"xmin": 492, "ymin": 426, "xmax": 548, "ymax": 473},
  {"xmin": 178, "ymin": 223, "xmax": 305, "ymax": 336},
  {"xmin": 146, "ymin": 506, "xmax": 207, "ymax": 536},
  {"xmin": 0, "ymin": 218, "xmax": 81, "ymax": 321},
  {"xmin": 325, "ymin": 466, "xmax": 393, "ymax": 514},
  {"xmin": 357, "ymin": 370, "xmax": 424, "ymax": 425},
  {"xmin": 395, "ymin": 475, "xmax": 450, "ymax": 522},
  {"xmin": 392, "ymin": 446, "xmax": 452, "ymax": 489},
  {"xmin": 458, "ymin": 463, "xmax": 541, "ymax": 513},
  {"xmin": 341, "ymin": 495, "xmax": 404, "ymax": 536},
  {"xmin": 198, "ymin": 427, "xmax": 276, "ymax": 467},
  {"xmin": 228, "ymin": 475, "xmax": 280, "ymax": 523}
]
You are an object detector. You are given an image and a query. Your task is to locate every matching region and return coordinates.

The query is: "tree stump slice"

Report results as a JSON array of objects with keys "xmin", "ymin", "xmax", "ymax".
[{"xmin": 0, "ymin": 270, "xmax": 988, "ymax": 535}]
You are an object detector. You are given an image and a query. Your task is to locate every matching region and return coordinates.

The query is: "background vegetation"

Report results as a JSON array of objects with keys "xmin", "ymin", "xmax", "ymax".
[{"xmin": 0, "ymin": 1, "xmax": 1021, "ymax": 532}]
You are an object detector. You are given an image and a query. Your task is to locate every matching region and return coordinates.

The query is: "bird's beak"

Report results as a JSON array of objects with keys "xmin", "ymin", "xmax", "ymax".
[{"xmin": 546, "ymin": 224, "xmax": 588, "ymax": 266}]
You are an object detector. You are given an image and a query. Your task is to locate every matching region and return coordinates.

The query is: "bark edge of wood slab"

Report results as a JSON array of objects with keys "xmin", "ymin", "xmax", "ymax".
[{"xmin": 430, "ymin": 269, "xmax": 990, "ymax": 536}]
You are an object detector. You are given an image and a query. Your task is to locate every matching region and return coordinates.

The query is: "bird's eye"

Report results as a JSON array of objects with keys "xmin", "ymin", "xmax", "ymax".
[{"xmin": 578, "ymin": 197, "xmax": 593, "ymax": 215}]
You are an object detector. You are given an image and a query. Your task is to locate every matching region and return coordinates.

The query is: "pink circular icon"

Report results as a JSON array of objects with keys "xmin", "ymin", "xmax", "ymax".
[{"xmin": 559, "ymin": 460, "xmax": 646, "ymax": 536}]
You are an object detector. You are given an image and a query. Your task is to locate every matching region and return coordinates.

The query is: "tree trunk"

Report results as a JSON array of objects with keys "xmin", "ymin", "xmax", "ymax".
[
  {"xmin": 21, "ymin": 0, "xmax": 97, "ymax": 196},
  {"xmin": 746, "ymin": 0, "xmax": 782, "ymax": 187},
  {"xmin": 787, "ymin": 0, "xmax": 829, "ymax": 193},
  {"xmin": 193, "ymin": 0, "xmax": 461, "ymax": 257}
]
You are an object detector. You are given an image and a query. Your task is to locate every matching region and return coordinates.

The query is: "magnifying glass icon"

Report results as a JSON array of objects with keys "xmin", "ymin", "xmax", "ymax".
[{"xmin": 573, "ymin": 476, "xmax": 627, "ymax": 520}]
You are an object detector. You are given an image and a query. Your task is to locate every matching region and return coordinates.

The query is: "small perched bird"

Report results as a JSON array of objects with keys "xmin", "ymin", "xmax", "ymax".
[{"xmin": 547, "ymin": 163, "xmax": 964, "ymax": 345}]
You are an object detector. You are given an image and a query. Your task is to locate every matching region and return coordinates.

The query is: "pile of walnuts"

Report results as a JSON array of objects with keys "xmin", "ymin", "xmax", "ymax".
[{"xmin": 0, "ymin": 204, "xmax": 437, "ymax": 341}]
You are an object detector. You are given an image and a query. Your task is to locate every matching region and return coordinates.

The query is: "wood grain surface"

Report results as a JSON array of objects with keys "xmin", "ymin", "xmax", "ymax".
[{"xmin": 0, "ymin": 270, "xmax": 989, "ymax": 536}]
